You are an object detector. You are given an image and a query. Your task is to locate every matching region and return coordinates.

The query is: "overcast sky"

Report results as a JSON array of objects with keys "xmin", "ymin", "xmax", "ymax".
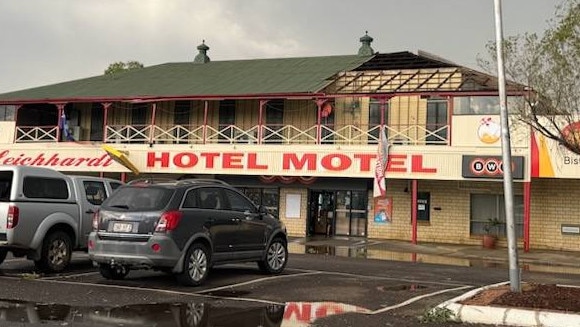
[{"xmin": 0, "ymin": 0, "xmax": 562, "ymax": 93}]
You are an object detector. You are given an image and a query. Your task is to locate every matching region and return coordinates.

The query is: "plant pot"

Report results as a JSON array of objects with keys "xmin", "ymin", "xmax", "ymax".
[{"xmin": 482, "ymin": 235, "xmax": 497, "ymax": 249}]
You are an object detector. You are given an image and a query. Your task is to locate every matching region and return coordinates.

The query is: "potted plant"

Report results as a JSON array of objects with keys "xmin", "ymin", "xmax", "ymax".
[{"xmin": 482, "ymin": 217, "xmax": 501, "ymax": 249}]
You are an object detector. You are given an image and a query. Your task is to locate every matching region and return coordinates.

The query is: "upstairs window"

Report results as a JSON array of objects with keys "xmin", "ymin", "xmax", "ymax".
[{"xmin": 0, "ymin": 105, "xmax": 16, "ymax": 121}]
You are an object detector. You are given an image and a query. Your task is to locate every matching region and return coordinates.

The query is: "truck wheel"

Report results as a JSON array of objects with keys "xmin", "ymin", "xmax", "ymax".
[
  {"xmin": 176, "ymin": 243, "xmax": 210, "ymax": 286},
  {"xmin": 99, "ymin": 264, "xmax": 129, "ymax": 280},
  {"xmin": 258, "ymin": 238, "xmax": 288, "ymax": 274},
  {"xmin": 35, "ymin": 231, "xmax": 72, "ymax": 273},
  {"xmin": 0, "ymin": 249, "xmax": 7, "ymax": 265}
]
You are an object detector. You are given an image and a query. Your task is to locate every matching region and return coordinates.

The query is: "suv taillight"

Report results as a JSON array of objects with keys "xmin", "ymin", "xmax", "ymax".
[
  {"xmin": 92, "ymin": 210, "xmax": 100, "ymax": 231},
  {"xmin": 155, "ymin": 211, "xmax": 183, "ymax": 232},
  {"xmin": 7, "ymin": 205, "xmax": 19, "ymax": 229}
]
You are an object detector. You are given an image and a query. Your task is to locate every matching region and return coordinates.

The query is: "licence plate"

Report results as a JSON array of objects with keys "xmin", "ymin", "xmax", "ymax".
[{"xmin": 112, "ymin": 222, "xmax": 134, "ymax": 233}]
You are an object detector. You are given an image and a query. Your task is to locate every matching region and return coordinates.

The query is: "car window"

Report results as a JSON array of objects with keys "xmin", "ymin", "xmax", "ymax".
[
  {"xmin": 23, "ymin": 177, "xmax": 69, "ymax": 199},
  {"xmin": 84, "ymin": 181, "xmax": 107, "ymax": 205},
  {"xmin": 224, "ymin": 189, "xmax": 256, "ymax": 212},
  {"xmin": 110, "ymin": 182, "xmax": 123, "ymax": 190},
  {"xmin": 0, "ymin": 172, "xmax": 12, "ymax": 201},
  {"xmin": 183, "ymin": 190, "xmax": 199, "ymax": 208},
  {"xmin": 103, "ymin": 186, "xmax": 173, "ymax": 211},
  {"xmin": 198, "ymin": 187, "xmax": 223, "ymax": 210}
]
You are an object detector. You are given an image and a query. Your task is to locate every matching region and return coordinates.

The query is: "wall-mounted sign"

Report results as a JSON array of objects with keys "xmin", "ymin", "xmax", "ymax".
[
  {"xmin": 373, "ymin": 197, "xmax": 392, "ymax": 224},
  {"xmin": 461, "ymin": 155, "xmax": 524, "ymax": 180},
  {"xmin": 561, "ymin": 224, "xmax": 580, "ymax": 235}
]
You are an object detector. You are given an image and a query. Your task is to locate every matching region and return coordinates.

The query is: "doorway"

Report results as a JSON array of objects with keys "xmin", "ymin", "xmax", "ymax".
[
  {"xmin": 308, "ymin": 191, "xmax": 335, "ymax": 236},
  {"xmin": 308, "ymin": 190, "xmax": 368, "ymax": 237}
]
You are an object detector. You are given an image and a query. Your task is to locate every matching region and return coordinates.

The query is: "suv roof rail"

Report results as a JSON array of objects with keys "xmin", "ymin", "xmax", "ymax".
[
  {"xmin": 127, "ymin": 178, "xmax": 176, "ymax": 185},
  {"xmin": 176, "ymin": 178, "xmax": 229, "ymax": 186},
  {"xmin": 127, "ymin": 178, "xmax": 230, "ymax": 186}
]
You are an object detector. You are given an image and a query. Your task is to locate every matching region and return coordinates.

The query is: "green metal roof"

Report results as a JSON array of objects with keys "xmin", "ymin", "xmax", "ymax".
[{"xmin": 0, "ymin": 55, "xmax": 373, "ymax": 103}]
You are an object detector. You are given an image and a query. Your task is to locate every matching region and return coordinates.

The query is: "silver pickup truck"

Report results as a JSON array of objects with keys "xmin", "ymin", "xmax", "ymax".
[{"xmin": 0, "ymin": 165, "xmax": 122, "ymax": 272}]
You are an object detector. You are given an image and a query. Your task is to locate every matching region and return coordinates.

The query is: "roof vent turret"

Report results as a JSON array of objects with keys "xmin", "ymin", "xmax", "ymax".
[
  {"xmin": 194, "ymin": 40, "xmax": 210, "ymax": 64},
  {"xmin": 358, "ymin": 31, "xmax": 375, "ymax": 56}
]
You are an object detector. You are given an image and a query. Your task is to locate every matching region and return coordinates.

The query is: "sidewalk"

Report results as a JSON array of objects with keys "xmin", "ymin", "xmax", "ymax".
[{"xmin": 288, "ymin": 236, "xmax": 580, "ymax": 275}]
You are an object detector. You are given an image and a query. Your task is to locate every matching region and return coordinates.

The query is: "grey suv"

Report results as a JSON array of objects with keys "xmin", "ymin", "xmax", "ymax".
[{"xmin": 88, "ymin": 179, "xmax": 288, "ymax": 286}]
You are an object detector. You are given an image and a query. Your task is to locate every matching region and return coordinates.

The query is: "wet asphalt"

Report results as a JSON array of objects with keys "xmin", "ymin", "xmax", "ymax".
[{"xmin": 0, "ymin": 238, "xmax": 578, "ymax": 327}]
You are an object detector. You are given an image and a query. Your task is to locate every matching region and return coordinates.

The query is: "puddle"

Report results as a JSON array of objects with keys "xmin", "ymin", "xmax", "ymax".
[
  {"xmin": 0, "ymin": 299, "xmax": 369, "ymax": 326},
  {"xmin": 295, "ymin": 245, "xmax": 580, "ymax": 275},
  {"xmin": 0, "ymin": 299, "xmax": 284, "ymax": 326},
  {"xmin": 377, "ymin": 284, "xmax": 428, "ymax": 291},
  {"xmin": 204, "ymin": 289, "xmax": 251, "ymax": 297}
]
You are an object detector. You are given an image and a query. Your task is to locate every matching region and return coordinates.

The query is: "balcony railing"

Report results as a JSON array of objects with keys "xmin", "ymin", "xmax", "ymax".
[
  {"xmin": 15, "ymin": 126, "xmax": 59, "ymax": 142},
  {"xmin": 15, "ymin": 123, "xmax": 450, "ymax": 145}
]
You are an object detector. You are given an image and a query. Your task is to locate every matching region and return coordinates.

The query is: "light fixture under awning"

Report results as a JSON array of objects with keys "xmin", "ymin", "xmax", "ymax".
[{"xmin": 101, "ymin": 145, "xmax": 140, "ymax": 175}]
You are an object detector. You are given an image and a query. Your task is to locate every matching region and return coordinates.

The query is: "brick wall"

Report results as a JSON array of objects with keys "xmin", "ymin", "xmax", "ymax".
[
  {"xmin": 530, "ymin": 179, "xmax": 580, "ymax": 251},
  {"xmin": 367, "ymin": 179, "xmax": 525, "ymax": 247},
  {"xmin": 279, "ymin": 187, "xmax": 308, "ymax": 237}
]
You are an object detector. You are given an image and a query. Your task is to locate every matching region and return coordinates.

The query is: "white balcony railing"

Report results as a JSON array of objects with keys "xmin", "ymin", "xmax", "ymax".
[{"xmin": 15, "ymin": 123, "xmax": 450, "ymax": 145}]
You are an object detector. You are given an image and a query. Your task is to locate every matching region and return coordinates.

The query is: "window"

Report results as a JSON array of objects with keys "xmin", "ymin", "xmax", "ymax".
[
  {"xmin": 264, "ymin": 99, "xmax": 284, "ymax": 144},
  {"xmin": 198, "ymin": 187, "xmax": 223, "ymax": 210},
  {"xmin": 218, "ymin": 100, "xmax": 236, "ymax": 143},
  {"xmin": 110, "ymin": 182, "xmax": 123, "ymax": 190},
  {"xmin": 0, "ymin": 105, "xmax": 16, "ymax": 121},
  {"xmin": 224, "ymin": 189, "xmax": 256, "ymax": 212},
  {"xmin": 470, "ymin": 194, "xmax": 524, "ymax": 237},
  {"xmin": 183, "ymin": 190, "xmax": 199, "ymax": 208},
  {"xmin": 0, "ymin": 171, "xmax": 13, "ymax": 201},
  {"xmin": 129, "ymin": 103, "xmax": 149, "ymax": 144},
  {"xmin": 453, "ymin": 96, "xmax": 524, "ymax": 115},
  {"xmin": 23, "ymin": 177, "xmax": 69, "ymax": 199},
  {"xmin": 84, "ymin": 181, "xmax": 107, "ymax": 205},
  {"xmin": 426, "ymin": 98, "xmax": 448, "ymax": 144},
  {"xmin": 174, "ymin": 101, "xmax": 191, "ymax": 144},
  {"xmin": 240, "ymin": 187, "xmax": 279, "ymax": 216},
  {"xmin": 369, "ymin": 99, "xmax": 388, "ymax": 141}
]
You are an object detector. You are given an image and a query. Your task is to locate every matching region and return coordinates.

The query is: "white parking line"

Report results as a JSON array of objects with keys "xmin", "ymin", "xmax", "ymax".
[
  {"xmin": 286, "ymin": 268, "xmax": 472, "ymax": 288},
  {"xmin": 197, "ymin": 271, "xmax": 323, "ymax": 294},
  {"xmin": 6, "ymin": 265, "xmax": 474, "ymax": 315},
  {"xmin": 370, "ymin": 285, "xmax": 473, "ymax": 314}
]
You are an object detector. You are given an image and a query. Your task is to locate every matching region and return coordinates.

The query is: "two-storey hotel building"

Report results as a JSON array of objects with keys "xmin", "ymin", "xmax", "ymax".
[{"xmin": 1, "ymin": 34, "xmax": 579, "ymax": 252}]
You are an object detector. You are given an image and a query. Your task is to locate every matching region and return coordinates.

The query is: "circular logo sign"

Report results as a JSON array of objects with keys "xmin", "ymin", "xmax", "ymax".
[{"xmin": 477, "ymin": 118, "xmax": 501, "ymax": 144}]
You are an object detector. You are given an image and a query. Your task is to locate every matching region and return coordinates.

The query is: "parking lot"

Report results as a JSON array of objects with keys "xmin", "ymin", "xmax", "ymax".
[{"xmin": 2, "ymin": 240, "xmax": 580, "ymax": 327}]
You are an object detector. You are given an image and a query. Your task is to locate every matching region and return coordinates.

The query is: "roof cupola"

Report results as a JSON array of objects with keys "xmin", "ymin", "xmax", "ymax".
[
  {"xmin": 194, "ymin": 40, "xmax": 210, "ymax": 64},
  {"xmin": 358, "ymin": 31, "xmax": 375, "ymax": 56}
]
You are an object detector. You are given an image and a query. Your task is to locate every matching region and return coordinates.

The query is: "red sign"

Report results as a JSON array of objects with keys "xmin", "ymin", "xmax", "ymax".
[
  {"xmin": 146, "ymin": 151, "xmax": 438, "ymax": 174},
  {"xmin": 0, "ymin": 150, "xmax": 113, "ymax": 168}
]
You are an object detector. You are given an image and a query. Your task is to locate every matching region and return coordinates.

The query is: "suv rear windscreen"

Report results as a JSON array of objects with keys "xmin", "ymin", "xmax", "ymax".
[{"xmin": 103, "ymin": 186, "xmax": 174, "ymax": 211}]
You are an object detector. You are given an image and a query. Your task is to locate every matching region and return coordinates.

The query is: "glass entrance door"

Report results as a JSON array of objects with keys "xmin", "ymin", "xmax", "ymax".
[
  {"xmin": 335, "ymin": 191, "xmax": 367, "ymax": 237},
  {"xmin": 308, "ymin": 191, "xmax": 335, "ymax": 236},
  {"xmin": 308, "ymin": 190, "xmax": 368, "ymax": 237}
]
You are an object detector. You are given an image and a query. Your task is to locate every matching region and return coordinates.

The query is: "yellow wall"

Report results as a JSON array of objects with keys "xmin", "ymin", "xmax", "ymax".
[
  {"xmin": 529, "ymin": 179, "xmax": 580, "ymax": 251},
  {"xmin": 367, "ymin": 180, "xmax": 527, "ymax": 247},
  {"xmin": 279, "ymin": 187, "xmax": 308, "ymax": 237}
]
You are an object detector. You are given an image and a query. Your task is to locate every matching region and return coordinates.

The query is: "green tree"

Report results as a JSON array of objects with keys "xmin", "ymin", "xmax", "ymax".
[
  {"xmin": 478, "ymin": 1, "xmax": 580, "ymax": 154},
  {"xmin": 104, "ymin": 61, "xmax": 144, "ymax": 75}
]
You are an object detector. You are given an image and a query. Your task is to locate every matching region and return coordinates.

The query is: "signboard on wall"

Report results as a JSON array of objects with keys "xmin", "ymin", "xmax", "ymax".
[
  {"xmin": 373, "ymin": 197, "xmax": 392, "ymax": 224},
  {"xmin": 461, "ymin": 155, "xmax": 525, "ymax": 180}
]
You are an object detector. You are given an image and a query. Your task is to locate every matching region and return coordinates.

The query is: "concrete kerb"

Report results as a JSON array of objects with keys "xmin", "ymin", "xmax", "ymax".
[{"xmin": 436, "ymin": 281, "xmax": 580, "ymax": 327}]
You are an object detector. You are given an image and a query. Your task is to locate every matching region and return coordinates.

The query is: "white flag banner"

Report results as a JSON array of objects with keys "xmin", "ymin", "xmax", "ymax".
[{"xmin": 373, "ymin": 128, "xmax": 389, "ymax": 198}]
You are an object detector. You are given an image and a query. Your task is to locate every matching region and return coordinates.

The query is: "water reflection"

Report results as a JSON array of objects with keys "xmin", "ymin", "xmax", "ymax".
[
  {"xmin": 0, "ymin": 299, "xmax": 370, "ymax": 327},
  {"xmin": 293, "ymin": 244, "xmax": 580, "ymax": 275}
]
